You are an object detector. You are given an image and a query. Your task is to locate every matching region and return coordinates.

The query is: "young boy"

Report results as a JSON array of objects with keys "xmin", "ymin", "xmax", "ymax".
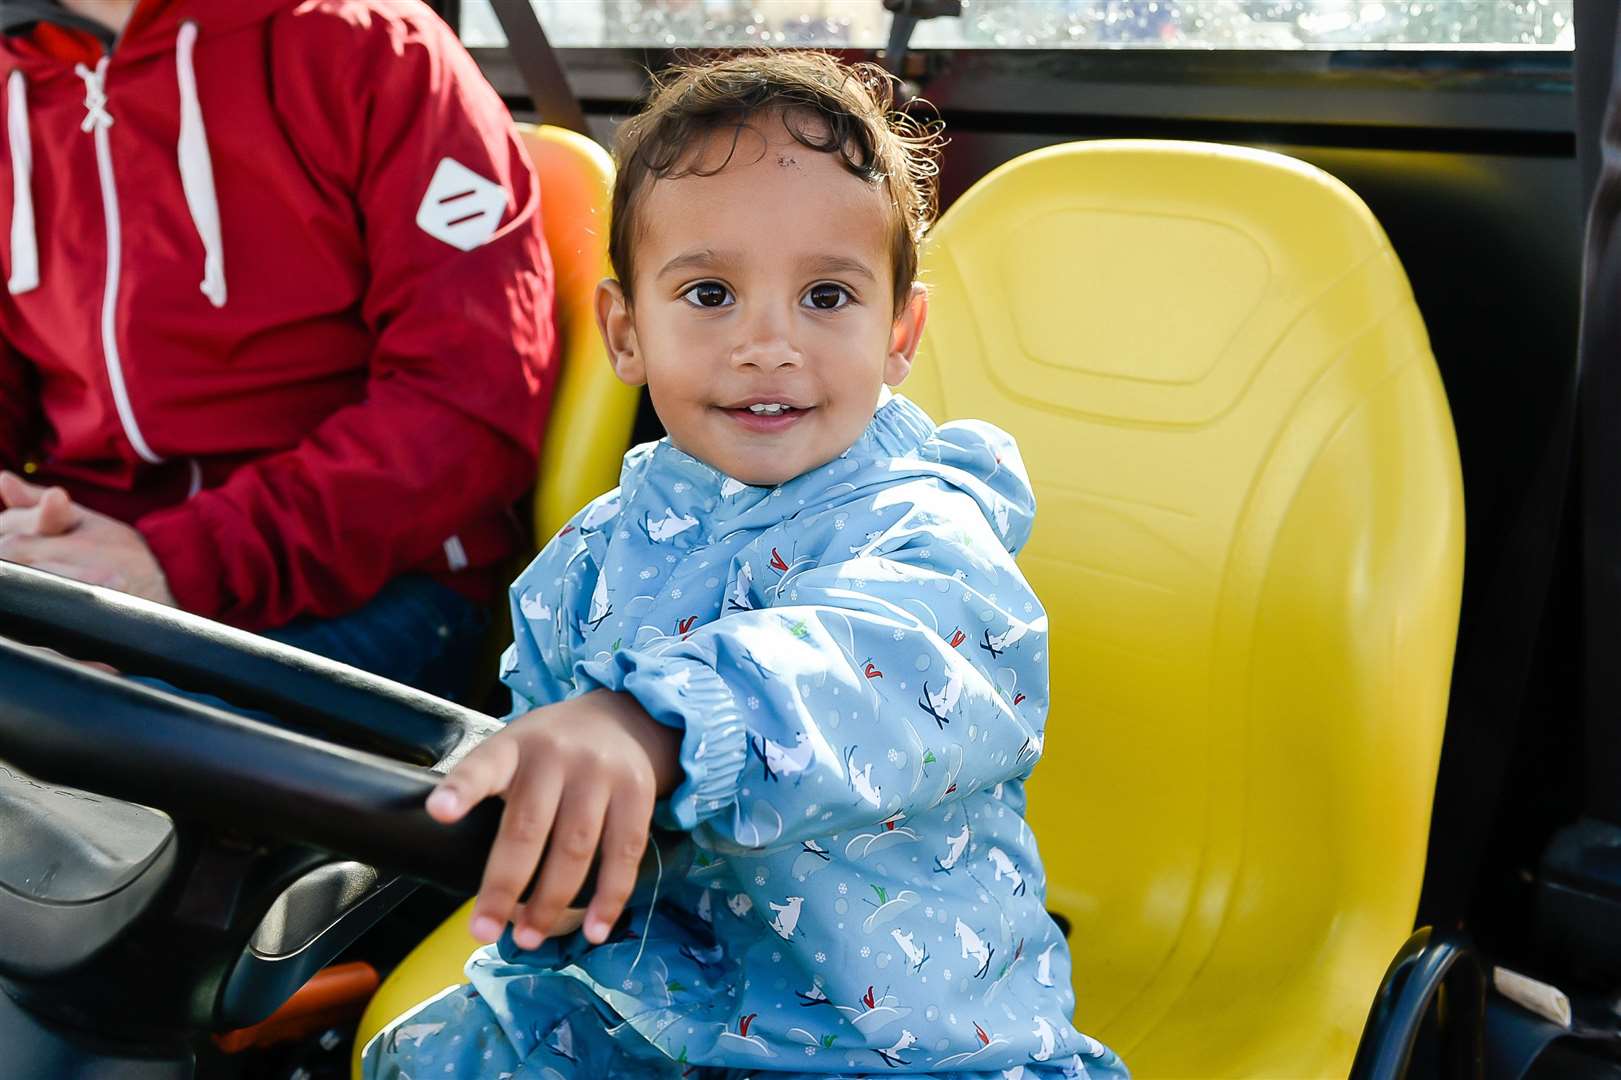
[{"xmin": 365, "ymin": 52, "xmax": 1127, "ymax": 1080}]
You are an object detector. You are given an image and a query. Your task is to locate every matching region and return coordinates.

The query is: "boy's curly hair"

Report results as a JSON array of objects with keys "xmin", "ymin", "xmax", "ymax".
[{"xmin": 608, "ymin": 51, "xmax": 945, "ymax": 312}]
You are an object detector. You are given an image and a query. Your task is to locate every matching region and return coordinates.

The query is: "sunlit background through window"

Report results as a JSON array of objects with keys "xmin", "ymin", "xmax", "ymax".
[{"xmin": 461, "ymin": 0, "xmax": 1575, "ymax": 51}]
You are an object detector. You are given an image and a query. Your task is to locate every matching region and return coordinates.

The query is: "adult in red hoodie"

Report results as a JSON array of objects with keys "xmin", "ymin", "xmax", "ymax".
[{"xmin": 0, "ymin": 0, "xmax": 556, "ymax": 695}]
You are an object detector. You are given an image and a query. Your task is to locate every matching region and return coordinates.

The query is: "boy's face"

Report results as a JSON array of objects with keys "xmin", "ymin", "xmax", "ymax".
[{"xmin": 596, "ymin": 113, "xmax": 928, "ymax": 487}]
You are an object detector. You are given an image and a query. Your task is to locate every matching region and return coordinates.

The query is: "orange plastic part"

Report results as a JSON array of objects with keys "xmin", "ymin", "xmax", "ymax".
[{"xmin": 213, "ymin": 961, "xmax": 379, "ymax": 1054}]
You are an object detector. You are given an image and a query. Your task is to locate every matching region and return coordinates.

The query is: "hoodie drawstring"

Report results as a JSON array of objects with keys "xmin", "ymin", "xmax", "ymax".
[
  {"xmin": 74, "ymin": 56, "xmax": 111, "ymax": 131},
  {"xmin": 4, "ymin": 26, "xmax": 227, "ymax": 307},
  {"xmin": 6, "ymin": 69, "xmax": 37, "ymax": 295},
  {"xmin": 175, "ymin": 21, "xmax": 225, "ymax": 308}
]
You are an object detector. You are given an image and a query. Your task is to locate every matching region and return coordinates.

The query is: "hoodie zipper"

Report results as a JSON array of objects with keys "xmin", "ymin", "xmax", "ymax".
[{"xmin": 76, "ymin": 55, "xmax": 161, "ymax": 465}]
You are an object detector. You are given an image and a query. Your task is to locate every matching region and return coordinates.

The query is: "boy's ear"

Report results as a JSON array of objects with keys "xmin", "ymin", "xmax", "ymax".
[
  {"xmin": 595, "ymin": 278, "xmax": 646, "ymax": 387},
  {"xmin": 884, "ymin": 282, "xmax": 929, "ymax": 386}
]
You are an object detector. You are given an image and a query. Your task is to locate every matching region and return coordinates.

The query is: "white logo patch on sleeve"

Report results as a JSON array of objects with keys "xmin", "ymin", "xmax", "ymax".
[{"xmin": 416, "ymin": 158, "xmax": 507, "ymax": 251}]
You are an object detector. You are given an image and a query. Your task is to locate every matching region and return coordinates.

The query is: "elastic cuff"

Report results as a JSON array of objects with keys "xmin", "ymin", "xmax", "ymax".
[{"xmin": 575, "ymin": 651, "xmax": 748, "ymax": 832}]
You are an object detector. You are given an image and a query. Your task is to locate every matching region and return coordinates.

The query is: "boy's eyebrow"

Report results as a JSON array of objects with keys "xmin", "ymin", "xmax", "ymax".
[
  {"xmin": 656, "ymin": 249, "xmax": 879, "ymax": 282},
  {"xmin": 803, "ymin": 254, "xmax": 877, "ymax": 282},
  {"xmin": 657, "ymin": 247, "xmax": 736, "ymax": 279}
]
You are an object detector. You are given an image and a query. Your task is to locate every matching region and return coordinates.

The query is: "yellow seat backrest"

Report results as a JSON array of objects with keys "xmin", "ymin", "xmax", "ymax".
[
  {"xmin": 351, "ymin": 124, "xmax": 633, "ymax": 1076},
  {"xmin": 517, "ymin": 123, "xmax": 639, "ymax": 540},
  {"xmin": 906, "ymin": 140, "xmax": 1464, "ymax": 1078}
]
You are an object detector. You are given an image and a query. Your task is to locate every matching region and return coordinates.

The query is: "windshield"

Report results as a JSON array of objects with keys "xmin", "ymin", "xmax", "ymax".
[{"xmin": 460, "ymin": 0, "xmax": 1574, "ymax": 51}]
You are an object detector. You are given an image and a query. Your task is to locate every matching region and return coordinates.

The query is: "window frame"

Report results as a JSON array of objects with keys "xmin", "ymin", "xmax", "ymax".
[{"xmin": 468, "ymin": 44, "xmax": 1574, "ymax": 145}]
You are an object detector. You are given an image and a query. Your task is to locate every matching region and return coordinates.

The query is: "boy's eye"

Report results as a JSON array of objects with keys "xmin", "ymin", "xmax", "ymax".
[
  {"xmin": 804, "ymin": 283, "xmax": 851, "ymax": 311},
  {"xmin": 681, "ymin": 281, "xmax": 733, "ymax": 308}
]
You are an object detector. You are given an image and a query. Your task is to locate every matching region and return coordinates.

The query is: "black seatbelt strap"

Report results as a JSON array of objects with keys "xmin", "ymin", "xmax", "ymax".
[
  {"xmin": 1577, "ymin": 0, "xmax": 1621, "ymax": 827},
  {"xmin": 1418, "ymin": 368, "xmax": 1577, "ymax": 925},
  {"xmin": 489, "ymin": 0, "xmax": 589, "ymax": 136},
  {"xmin": 1416, "ymin": 9, "xmax": 1596, "ymax": 926},
  {"xmin": 1517, "ymin": 0, "xmax": 1621, "ymax": 1001}
]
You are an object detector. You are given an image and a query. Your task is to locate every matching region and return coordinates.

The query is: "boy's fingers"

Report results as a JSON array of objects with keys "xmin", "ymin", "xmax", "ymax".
[
  {"xmin": 518, "ymin": 782, "xmax": 610, "ymax": 948},
  {"xmin": 583, "ymin": 787, "xmax": 654, "ymax": 944},
  {"xmin": 545, "ymin": 907, "xmax": 587, "ymax": 937},
  {"xmin": 471, "ymin": 771, "xmax": 561, "ymax": 944},
  {"xmin": 426, "ymin": 735, "xmax": 521, "ymax": 824}
]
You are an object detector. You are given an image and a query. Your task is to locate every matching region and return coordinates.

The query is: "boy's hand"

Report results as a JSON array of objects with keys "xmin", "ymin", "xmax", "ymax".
[{"xmin": 425, "ymin": 689, "xmax": 683, "ymax": 949}]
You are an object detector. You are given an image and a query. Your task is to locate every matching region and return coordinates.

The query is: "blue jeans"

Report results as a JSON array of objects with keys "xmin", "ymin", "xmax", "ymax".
[{"xmin": 262, "ymin": 575, "xmax": 489, "ymax": 702}]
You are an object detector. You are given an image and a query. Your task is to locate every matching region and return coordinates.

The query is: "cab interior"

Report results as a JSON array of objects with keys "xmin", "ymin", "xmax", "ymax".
[{"xmin": 0, "ymin": 2, "xmax": 1614, "ymax": 1078}]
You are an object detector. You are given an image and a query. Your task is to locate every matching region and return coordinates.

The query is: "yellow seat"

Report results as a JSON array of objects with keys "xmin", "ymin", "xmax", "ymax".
[
  {"xmin": 520, "ymin": 123, "xmax": 639, "ymax": 541},
  {"xmin": 350, "ymin": 122, "xmax": 635, "ymax": 1076},
  {"xmin": 905, "ymin": 140, "xmax": 1464, "ymax": 1077}
]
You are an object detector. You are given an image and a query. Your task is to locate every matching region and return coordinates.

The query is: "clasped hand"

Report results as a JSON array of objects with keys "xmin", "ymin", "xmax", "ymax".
[{"xmin": 0, "ymin": 470, "xmax": 176, "ymax": 605}]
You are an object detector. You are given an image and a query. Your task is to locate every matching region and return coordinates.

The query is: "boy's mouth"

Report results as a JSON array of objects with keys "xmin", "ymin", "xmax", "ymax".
[{"xmin": 720, "ymin": 401, "xmax": 811, "ymax": 433}]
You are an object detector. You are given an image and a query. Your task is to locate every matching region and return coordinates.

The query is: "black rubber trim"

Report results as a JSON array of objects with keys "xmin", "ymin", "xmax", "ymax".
[
  {"xmin": 0, "ymin": 562, "xmax": 498, "ymax": 766},
  {"xmin": 932, "ymin": 108, "xmax": 1577, "ymax": 157},
  {"xmin": 0, "ymin": 636, "xmax": 500, "ymax": 897},
  {"xmin": 1351, "ymin": 927, "xmax": 1487, "ymax": 1080}
]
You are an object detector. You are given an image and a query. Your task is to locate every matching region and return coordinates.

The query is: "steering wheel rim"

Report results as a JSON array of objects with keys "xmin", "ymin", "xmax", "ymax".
[{"xmin": 0, "ymin": 560, "xmax": 505, "ymax": 896}]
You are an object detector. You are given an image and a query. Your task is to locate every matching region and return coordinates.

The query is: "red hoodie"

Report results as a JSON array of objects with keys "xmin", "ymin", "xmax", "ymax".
[{"xmin": 0, "ymin": 0, "xmax": 556, "ymax": 629}]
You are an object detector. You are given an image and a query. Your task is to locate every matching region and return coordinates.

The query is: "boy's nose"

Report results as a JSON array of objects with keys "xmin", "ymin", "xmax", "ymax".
[{"xmin": 730, "ymin": 310, "xmax": 803, "ymax": 372}]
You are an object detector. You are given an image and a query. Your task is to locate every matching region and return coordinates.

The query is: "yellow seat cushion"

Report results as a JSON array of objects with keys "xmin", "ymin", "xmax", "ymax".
[{"xmin": 905, "ymin": 139, "xmax": 1464, "ymax": 1077}]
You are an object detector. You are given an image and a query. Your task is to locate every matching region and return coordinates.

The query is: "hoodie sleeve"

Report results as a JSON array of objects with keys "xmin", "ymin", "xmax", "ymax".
[
  {"xmin": 498, "ymin": 490, "xmax": 620, "ymax": 716},
  {"xmin": 0, "ymin": 340, "xmax": 40, "ymax": 471},
  {"xmin": 136, "ymin": 3, "xmax": 554, "ymax": 629},
  {"xmin": 576, "ymin": 484, "xmax": 1049, "ymax": 852}
]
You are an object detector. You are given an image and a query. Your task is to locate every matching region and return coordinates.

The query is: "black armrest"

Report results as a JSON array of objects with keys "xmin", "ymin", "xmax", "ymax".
[{"xmin": 1350, "ymin": 926, "xmax": 1486, "ymax": 1080}]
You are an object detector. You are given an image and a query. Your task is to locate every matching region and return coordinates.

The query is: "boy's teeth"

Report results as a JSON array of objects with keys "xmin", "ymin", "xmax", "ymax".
[{"xmin": 748, "ymin": 403, "xmax": 791, "ymax": 414}]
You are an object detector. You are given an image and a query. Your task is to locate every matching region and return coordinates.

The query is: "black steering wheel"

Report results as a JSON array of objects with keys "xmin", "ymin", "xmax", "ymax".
[{"xmin": 0, "ymin": 560, "xmax": 511, "ymax": 1071}]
